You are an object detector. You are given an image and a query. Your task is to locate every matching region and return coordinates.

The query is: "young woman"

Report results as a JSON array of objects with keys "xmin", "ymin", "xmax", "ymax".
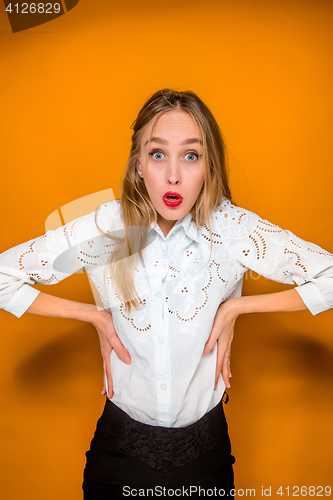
[{"xmin": 0, "ymin": 89, "xmax": 332, "ymax": 499}]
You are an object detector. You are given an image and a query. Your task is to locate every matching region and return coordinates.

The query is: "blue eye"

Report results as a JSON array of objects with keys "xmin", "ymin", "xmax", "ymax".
[
  {"xmin": 184, "ymin": 152, "xmax": 199, "ymax": 161},
  {"xmin": 149, "ymin": 151, "xmax": 165, "ymax": 160}
]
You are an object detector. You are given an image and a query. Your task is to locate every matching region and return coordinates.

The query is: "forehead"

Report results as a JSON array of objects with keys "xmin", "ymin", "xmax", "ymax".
[{"xmin": 141, "ymin": 110, "xmax": 201, "ymax": 144}]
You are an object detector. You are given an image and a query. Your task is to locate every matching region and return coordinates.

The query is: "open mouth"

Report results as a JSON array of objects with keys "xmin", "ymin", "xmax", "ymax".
[{"xmin": 163, "ymin": 192, "xmax": 183, "ymax": 207}]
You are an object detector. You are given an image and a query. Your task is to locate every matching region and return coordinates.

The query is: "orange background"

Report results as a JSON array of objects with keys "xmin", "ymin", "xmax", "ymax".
[{"xmin": 0, "ymin": 0, "xmax": 332, "ymax": 498}]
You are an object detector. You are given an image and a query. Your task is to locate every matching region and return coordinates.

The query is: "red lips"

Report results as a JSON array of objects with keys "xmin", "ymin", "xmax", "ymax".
[{"xmin": 163, "ymin": 192, "xmax": 183, "ymax": 207}]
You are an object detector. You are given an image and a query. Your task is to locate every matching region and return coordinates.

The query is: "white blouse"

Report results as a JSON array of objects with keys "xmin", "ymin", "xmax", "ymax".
[{"xmin": 0, "ymin": 199, "xmax": 332, "ymax": 427}]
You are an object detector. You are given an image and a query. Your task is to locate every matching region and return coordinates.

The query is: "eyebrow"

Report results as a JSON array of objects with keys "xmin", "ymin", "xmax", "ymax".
[{"xmin": 144, "ymin": 137, "xmax": 203, "ymax": 146}]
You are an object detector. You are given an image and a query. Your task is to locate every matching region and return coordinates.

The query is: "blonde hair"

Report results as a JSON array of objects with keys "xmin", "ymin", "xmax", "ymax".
[{"xmin": 107, "ymin": 89, "xmax": 232, "ymax": 309}]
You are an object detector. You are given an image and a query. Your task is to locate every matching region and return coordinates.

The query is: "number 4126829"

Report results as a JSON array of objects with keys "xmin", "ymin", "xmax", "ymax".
[
  {"xmin": 5, "ymin": 3, "xmax": 61, "ymax": 14},
  {"xmin": 277, "ymin": 486, "xmax": 331, "ymax": 496}
]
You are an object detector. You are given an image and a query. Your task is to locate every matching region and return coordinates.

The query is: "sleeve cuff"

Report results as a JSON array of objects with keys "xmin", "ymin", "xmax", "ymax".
[
  {"xmin": 3, "ymin": 285, "xmax": 41, "ymax": 318},
  {"xmin": 295, "ymin": 282, "xmax": 331, "ymax": 316}
]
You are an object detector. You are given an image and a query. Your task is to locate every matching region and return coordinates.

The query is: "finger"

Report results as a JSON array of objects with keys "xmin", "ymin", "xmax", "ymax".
[
  {"xmin": 215, "ymin": 336, "xmax": 232, "ymax": 388},
  {"xmin": 215, "ymin": 340, "xmax": 227, "ymax": 389},
  {"xmin": 203, "ymin": 326, "xmax": 226, "ymax": 356},
  {"xmin": 217, "ymin": 354, "xmax": 231, "ymax": 389},
  {"xmin": 223, "ymin": 339, "xmax": 233, "ymax": 387},
  {"xmin": 111, "ymin": 334, "xmax": 131, "ymax": 364},
  {"xmin": 101, "ymin": 359, "xmax": 107, "ymax": 395},
  {"xmin": 214, "ymin": 351, "xmax": 224, "ymax": 389},
  {"xmin": 222, "ymin": 357, "xmax": 231, "ymax": 389},
  {"xmin": 104, "ymin": 353, "xmax": 113, "ymax": 399},
  {"xmin": 203, "ymin": 304, "xmax": 227, "ymax": 355},
  {"xmin": 101, "ymin": 378, "xmax": 106, "ymax": 396}
]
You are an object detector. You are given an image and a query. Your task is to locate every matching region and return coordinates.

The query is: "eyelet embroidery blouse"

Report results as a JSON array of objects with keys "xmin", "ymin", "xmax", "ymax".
[{"xmin": 0, "ymin": 199, "xmax": 332, "ymax": 427}]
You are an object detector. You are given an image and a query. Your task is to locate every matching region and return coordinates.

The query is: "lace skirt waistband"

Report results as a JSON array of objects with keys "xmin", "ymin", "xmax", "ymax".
[{"xmin": 83, "ymin": 397, "xmax": 235, "ymax": 498}]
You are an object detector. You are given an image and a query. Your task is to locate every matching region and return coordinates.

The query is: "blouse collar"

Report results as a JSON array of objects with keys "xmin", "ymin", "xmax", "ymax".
[{"xmin": 150, "ymin": 211, "xmax": 200, "ymax": 243}]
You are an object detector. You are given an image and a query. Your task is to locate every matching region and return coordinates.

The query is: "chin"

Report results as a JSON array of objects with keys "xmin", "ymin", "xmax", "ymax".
[{"xmin": 160, "ymin": 207, "xmax": 186, "ymax": 220}]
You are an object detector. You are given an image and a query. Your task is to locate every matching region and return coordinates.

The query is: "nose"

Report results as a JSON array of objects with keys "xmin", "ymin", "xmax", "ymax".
[{"xmin": 167, "ymin": 157, "xmax": 181, "ymax": 185}]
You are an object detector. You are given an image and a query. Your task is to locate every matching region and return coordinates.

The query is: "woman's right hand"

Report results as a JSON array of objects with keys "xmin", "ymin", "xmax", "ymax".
[
  {"xmin": 92, "ymin": 309, "xmax": 131, "ymax": 398},
  {"xmin": 25, "ymin": 293, "xmax": 131, "ymax": 398}
]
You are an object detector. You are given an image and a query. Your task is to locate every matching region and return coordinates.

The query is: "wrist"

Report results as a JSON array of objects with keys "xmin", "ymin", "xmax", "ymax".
[
  {"xmin": 90, "ymin": 308, "xmax": 110, "ymax": 329},
  {"xmin": 224, "ymin": 297, "xmax": 243, "ymax": 317}
]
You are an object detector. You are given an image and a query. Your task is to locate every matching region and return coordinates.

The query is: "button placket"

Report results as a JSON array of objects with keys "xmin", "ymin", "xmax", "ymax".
[{"xmin": 150, "ymin": 244, "xmax": 171, "ymax": 426}]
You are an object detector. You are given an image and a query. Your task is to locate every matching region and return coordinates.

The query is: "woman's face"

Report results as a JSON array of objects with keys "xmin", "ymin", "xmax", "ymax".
[{"xmin": 137, "ymin": 110, "xmax": 205, "ymax": 236}]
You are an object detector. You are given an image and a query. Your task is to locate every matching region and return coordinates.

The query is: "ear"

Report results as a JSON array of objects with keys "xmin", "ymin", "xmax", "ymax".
[{"xmin": 136, "ymin": 160, "xmax": 143, "ymax": 178}]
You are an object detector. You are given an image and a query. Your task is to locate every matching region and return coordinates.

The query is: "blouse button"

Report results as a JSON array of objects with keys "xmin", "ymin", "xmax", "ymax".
[
  {"xmin": 155, "ymin": 291, "xmax": 161, "ymax": 298},
  {"xmin": 158, "ymin": 337, "xmax": 164, "ymax": 345},
  {"xmin": 160, "ymin": 384, "xmax": 167, "ymax": 391}
]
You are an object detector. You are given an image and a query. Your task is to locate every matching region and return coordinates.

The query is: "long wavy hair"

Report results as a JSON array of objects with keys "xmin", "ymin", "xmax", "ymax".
[{"xmin": 106, "ymin": 89, "xmax": 232, "ymax": 309}]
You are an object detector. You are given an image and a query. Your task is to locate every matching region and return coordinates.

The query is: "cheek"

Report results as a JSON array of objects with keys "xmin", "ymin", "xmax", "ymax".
[
  {"xmin": 143, "ymin": 171, "xmax": 161, "ymax": 198},
  {"xmin": 189, "ymin": 170, "xmax": 205, "ymax": 192}
]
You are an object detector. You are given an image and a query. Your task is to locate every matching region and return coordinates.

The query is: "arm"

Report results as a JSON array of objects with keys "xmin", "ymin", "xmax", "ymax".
[
  {"xmin": 26, "ymin": 291, "xmax": 131, "ymax": 397},
  {"xmin": 207, "ymin": 203, "xmax": 333, "ymax": 390},
  {"xmin": 204, "ymin": 289, "xmax": 308, "ymax": 390},
  {"xmin": 0, "ymin": 203, "xmax": 129, "ymax": 397}
]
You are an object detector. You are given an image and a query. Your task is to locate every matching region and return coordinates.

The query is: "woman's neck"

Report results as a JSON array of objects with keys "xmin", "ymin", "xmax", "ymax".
[{"xmin": 157, "ymin": 215, "xmax": 177, "ymax": 237}]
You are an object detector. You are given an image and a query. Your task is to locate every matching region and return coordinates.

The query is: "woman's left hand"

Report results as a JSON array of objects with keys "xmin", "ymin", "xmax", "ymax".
[{"xmin": 202, "ymin": 299, "xmax": 239, "ymax": 389}]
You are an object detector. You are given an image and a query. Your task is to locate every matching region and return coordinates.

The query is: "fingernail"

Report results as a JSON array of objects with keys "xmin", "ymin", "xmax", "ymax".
[
  {"xmin": 124, "ymin": 356, "xmax": 131, "ymax": 364},
  {"xmin": 202, "ymin": 350, "xmax": 207, "ymax": 356}
]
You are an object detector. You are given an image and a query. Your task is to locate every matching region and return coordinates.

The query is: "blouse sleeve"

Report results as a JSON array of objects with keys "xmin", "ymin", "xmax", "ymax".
[
  {"xmin": 224, "ymin": 205, "xmax": 333, "ymax": 315},
  {"xmin": 0, "ymin": 202, "xmax": 120, "ymax": 318}
]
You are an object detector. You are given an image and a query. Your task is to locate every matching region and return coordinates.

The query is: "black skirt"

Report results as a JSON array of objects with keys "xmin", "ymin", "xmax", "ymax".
[{"xmin": 83, "ymin": 397, "xmax": 235, "ymax": 499}]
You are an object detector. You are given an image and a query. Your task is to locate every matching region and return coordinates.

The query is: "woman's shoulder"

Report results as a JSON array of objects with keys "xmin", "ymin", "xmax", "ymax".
[
  {"xmin": 94, "ymin": 199, "xmax": 123, "ymax": 233},
  {"xmin": 58, "ymin": 199, "xmax": 123, "ymax": 244},
  {"xmin": 211, "ymin": 199, "xmax": 260, "ymax": 230}
]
